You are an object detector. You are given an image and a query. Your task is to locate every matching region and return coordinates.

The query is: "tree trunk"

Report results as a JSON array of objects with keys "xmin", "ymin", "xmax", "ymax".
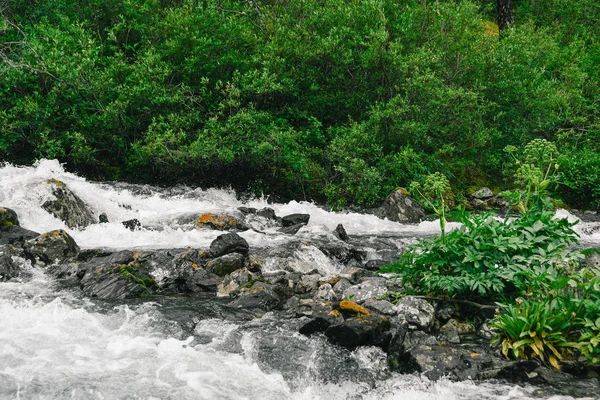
[{"xmin": 497, "ymin": 0, "xmax": 514, "ymax": 30}]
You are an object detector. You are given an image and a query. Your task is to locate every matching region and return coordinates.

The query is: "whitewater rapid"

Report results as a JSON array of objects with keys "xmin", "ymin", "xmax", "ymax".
[{"xmin": 1, "ymin": 159, "xmax": 598, "ymax": 399}]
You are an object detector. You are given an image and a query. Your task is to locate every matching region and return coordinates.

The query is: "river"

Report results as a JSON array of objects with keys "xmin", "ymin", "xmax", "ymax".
[{"xmin": 1, "ymin": 159, "xmax": 598, "ymax": 399}]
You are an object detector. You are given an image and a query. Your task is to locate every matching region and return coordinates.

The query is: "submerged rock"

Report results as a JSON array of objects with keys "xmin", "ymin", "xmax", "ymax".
[
  {"xmin": 42, "ymin": 179, "xmax": 96, "ymax": 228},
  {"xmin": 0, "ymin": 244, "xmax": 29, "ymax": 281},
  {"xmin": 0, "ymin": 225, "xmax": 39, "ymax": 245}
]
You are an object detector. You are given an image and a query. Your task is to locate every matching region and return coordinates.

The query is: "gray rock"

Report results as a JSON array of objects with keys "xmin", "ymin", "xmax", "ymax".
[
  {"xmin": 373, "ymin": 189, "xmax": 425, "ymax": 223},
  {"xmin": 207, "ymin": 252, "xmax": 245, "ymax": 277},
  {"xmin": 364, "ymin": 259, "xmax": 386, "ymax": 271},
  {"xmin": 23, "ymin": 230, "xmax": 80, "ymax": 264},
  {"xmin": 0, "ymin": 225, "xmax": 39, "ymax": 245},
  {"xmin": 394, "ymin": 296, "xmax": 435, "ymax": 331},
  {"xmin": 332, "ymin": 277, "xmax": 352, "ymax": 296},
  {"xmin": 229, "ymin": 281, "xmax": 283, "ymax": 311},
  {"xmin": 217, "ymin": 268, "xmax": 254, "ymax": 298},
  {"xmin": 281, "ymin": 213, "xmax": 310, "ymax": 227},
  {"xmin": 333, "ymin": 224, "xmax": 349, "ymax": 241},
  {"xmin": 439, "ymin": 319, "xmax": 462, "ymax": 344},
  {"xmin": 472, "ymin": 187, "xmax": 494, "ymax": 199},
  {"xmin": 209, "ymin": 232, "xmax": 249, "ymax": 257},
  {"xmin": 279, "ymin": 223, "xmax": 306, "ymax": 235},
  {"xmin": 477, "ymin": 320, "xmax": 497, "ymax": 340},
  {"xmin": 363, "ymin": 299, "xmax": 397, "ymax": 316},
  {"xmin": 294, "ymin": 273, "xmax": 322, "ymax": 294},
  {"xmin": 0, "ymin": 244, "xmax": 29, "ymax": 281},
  {"xmin": 324, "ymin": 315, "xmax": 392, "ymax": 350},
  {"xmin": 342, "ymin": 277, "xmax": 389, "ymax": 303},
  {"xmin": 42, "ymin": 179, "xmax": 96, "ymax": 228},
  {"xmin": 339, "ymin": 266, "xmax": 372, "ymax": 284},
  {"xmin": 314, "ymin": 283, "xmax": 337, "ymax": 301}
]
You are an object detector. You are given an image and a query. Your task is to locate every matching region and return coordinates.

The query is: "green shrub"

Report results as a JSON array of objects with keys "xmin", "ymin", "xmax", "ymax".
[{"xmin": 380, "ymin": 208, "xmax": 582, "ymax": 301}]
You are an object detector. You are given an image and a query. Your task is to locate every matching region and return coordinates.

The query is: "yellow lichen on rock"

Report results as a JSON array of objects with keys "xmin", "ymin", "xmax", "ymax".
[
  {"xmin": 47, "ymin": 178, "xmax": 65, "ymax": 187},
  {"xmin": 328, "ymin": 310, "xmax": 340, "ymax": 317},
  {"xmin": 340, "ymin": 300, "xmax": 370, "ymax": 317},
  {"xmin": 195, "ymin": 213, "xmax": 238, "ymax": 229}
]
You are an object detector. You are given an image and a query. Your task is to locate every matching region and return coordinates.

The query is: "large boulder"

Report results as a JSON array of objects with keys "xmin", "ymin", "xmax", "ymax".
[
  {"xmin": 206, "ymin": 252, "xmax": 245, "ymax": 277},
  {"xmin": 23, "ymin": 229, "xmax": 80, "ymax": 264},
  {"xmin": 42, "ymin": 179, "xmax": 96, "ymax": 228},
  {"xmin": 373, "ymin": 189, "xmax": 425, "ymax": 223}
]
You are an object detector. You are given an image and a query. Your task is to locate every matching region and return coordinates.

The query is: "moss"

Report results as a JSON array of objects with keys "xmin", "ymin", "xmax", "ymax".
[
  {"xmin": 117, "ymin": 263, "xmax": 158, "ymax": 296},
  {"xmin": 242, "ymin": 278, "xmax": 266, "ymax": 289}
]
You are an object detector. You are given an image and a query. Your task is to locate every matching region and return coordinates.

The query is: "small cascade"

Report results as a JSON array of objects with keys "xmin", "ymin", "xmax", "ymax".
[{"xmin": 1, "ymin": 160, "xmax": 599, "ymax": 399}]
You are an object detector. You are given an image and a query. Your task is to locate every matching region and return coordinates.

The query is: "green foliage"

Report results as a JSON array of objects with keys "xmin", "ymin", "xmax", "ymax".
[
  {"xmin": 409, "ymin": 173, "xmax": 452, "ymax": 237},
  {"xmin": 1, "ymin": 0, "xmax": 599, "ymax": 207},
  {"xmin": 380, "ymin": 208, "xmax": 582, "ymax": 300},
  {"xmin": 491, "ymin": 297, "xmax": 580, "ymax": 369},
  {"xmin": 503, "ymin": 139, "xmax": 560, "ymax": 213}
]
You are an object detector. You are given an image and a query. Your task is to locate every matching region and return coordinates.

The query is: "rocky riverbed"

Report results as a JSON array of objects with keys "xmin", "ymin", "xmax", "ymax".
[{"xmin": 1, "ymin": 160, "xmax": 599, "ymax": 399}]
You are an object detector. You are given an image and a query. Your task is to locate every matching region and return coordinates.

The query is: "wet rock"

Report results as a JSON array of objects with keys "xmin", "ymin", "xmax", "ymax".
[
  {"xmin": 256, "ymin": 207, "xmax": 278, "ymax": 220},
  {"xmin": 325, "ymin": 314, "xmax": 392, "ymax": 350},
  {"xmin": 0, "ymin": 225, "xmax": 40, "ymax": 245},
  {"xmin": 364, "ymin": 259, "xmax": 386, "ymax": 271},
  {"xmin": 339, "ymin": 266, "xmax": 372, "ymax": 284},
  {"xmin": 332, "ymin": 277, "xmax": 352, "ymax": 296},
  {"xmin": 281, "ymin": 213, "xmax": 310, "ymax": 227},
  {"xmin": 279, "ymin": 223, "xmax": 306, "ymax": 235},
  {"xmin": 333, "ymin": 224, "xmax": 349, "ymax": 241},
  {"xmin": 582, "ymin": 249, "xmax": 600, "ymax": 268},
  {"xmin": 237, "ymin": 207, "xmax": 257, "ymax": 214},
  {"xmin": 42, "ymin": 179, "xmax": 96, "ymax": 228},
  {"xmin": 363, "ymin": 299, "xmax": 397, "ymax": 316},
  {"xmin": 217, "ymin": 268, "xmax": 255, "ymax": 298},
  {"xmin": 342, "ymin": 277, "xmax": 388, "ymax": 303},
  {"xmin": 99, "ymin": 213, "xmax": 109, "ymax": 223},
  {"xmin": 185, "ymin": 267, "xmax": 222, "ymax": 292},
  {"xmin": 314, "ymin": 283, "xmax": 337, "ymax": 301},
  {"xmin": 0, "ymin": 207, "xmax": 20, "ymax": 226},
  {"xmin": 79, "ymin": 259, "xmax": 158, "ymax": 299},
  {"xmin": 399, "ymin": 342, "xmax": 495, "ymax": 381},
  {"xmin": 439, "ymin": 319, "xmax": 462, "ymax": 344},
  {"xmin": 294, "ymin": 273, "xmax": 321, "ymax": 294},
  {"xmin": 209, "ymin": 232, "xmax": 249, "ymax": 257},
  {"xmin": 394, "ymin": 296, "xmax": 435, "ymax": 331},
  {"xmin": 477, "ymin": 320, "xmax": 497, "ymax": 340},
  {"xmin": 229, "ymin": 281, "xmax": 283, "ymax": 311},
  {"xmin": 373, "ymin": 189, "xmax": 425, "ymax": 223},
  {"xmin": 195, "ymin": 212, "xmax": 248, "ymax": 231},
  {"xmin": 122, "ymin": 218, "xmax": 141, "ymax": 231},
  {"xmin": 206, "ymin": 253, "xmax": 245, "ymax": 277},
  {"xmin": 23, "ymin": 230, "xmax": 80, "ymax": 264},
  {"xmin": 0, "ymin": 244, "xmax": 29, "ymax": 281}
]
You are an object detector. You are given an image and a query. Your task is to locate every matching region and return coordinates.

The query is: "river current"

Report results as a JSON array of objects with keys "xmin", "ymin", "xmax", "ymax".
[{"xmin": 1, "ymin": 159, "xmax": 598, "ymax": 400}]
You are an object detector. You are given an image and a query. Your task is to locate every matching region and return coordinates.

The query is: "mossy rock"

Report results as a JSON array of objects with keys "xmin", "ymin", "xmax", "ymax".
[{"xmin": 0, "ymin": 207, "xmax": 20, "ymax": 227}]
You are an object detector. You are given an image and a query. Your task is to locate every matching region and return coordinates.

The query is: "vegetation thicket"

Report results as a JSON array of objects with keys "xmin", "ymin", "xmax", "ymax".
[
  {"xmin": 381, "ymin": 139, "xmax": 600, "ymax": 368},
  {"xmin": 1, "ymin": 0, "xmax": 599, "ymax": 209}
]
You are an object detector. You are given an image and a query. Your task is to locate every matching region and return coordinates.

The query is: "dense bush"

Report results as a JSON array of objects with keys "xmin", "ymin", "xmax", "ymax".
[{"xmin": 1, "ymin": 0, "xmax": 599, "ymax": 207}]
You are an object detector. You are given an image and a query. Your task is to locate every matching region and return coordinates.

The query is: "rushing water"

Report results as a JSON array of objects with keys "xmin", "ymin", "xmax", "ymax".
[{"xmin": 1, "ymin": 159, "xmax": 599, "ymax": 400}]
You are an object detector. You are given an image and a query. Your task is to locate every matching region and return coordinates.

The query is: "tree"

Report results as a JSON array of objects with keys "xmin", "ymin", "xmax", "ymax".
[{"xmin": 497, "ymin": 0, "xmax": 514, "ymax": 30}]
